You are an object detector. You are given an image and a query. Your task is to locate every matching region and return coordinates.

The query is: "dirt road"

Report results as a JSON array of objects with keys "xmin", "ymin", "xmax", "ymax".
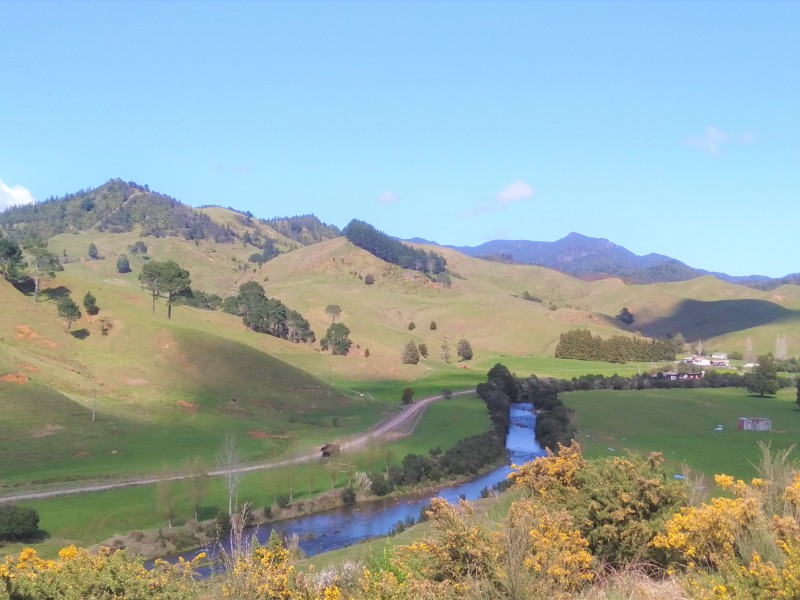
[{"xmin": 0, "ymin": 389, "xmax": 474, "ymax": 504}]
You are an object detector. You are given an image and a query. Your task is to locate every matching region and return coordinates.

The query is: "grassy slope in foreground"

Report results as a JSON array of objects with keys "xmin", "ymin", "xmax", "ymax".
[
  {"xmin": 564, "ymin": 387, "xmax": 799, "ymax": 480},
  {"xmin": 1, "ymin": 393, "xmax": 491, "ymax": 557}
]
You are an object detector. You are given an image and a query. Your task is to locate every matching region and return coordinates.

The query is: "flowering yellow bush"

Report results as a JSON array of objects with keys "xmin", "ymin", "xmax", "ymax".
[
  {"xmin": 508, "ymin": 498, "xmax": 594, "ymax": 592},
  {"xmin": 508, "ymin": 439, "xmax": 584, "ymax": 497},
  {"xmin": 653, "ymin": 495, "xmax": 758, "ymax": 569},
  {"xmin": 0, "ymin": 545, "xmax": 201, "ymax": 599}
]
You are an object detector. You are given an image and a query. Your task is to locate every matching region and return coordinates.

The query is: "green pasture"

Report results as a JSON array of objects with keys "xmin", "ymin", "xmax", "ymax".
[
  {"xmin": 2, "ymin": 394, "xmax": 491, "ymax": 556},
  {"xmin": 564, "ymin": 387, "xmax": 800, "ymax": 480}
]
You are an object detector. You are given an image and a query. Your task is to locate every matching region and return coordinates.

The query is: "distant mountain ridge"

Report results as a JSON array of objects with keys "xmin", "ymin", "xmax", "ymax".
[{"xmin": 408, "ymin": 232, "xmax": 795, "ymax": 289}]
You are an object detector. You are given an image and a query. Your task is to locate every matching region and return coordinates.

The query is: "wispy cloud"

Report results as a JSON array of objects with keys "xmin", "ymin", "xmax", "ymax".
[
  {"xmin": 0, "ymin": 179, "xmax": 36, "ymax": 211},
  {"xmin": 687, "ymin": 126, "xmax": 754, "ymax": 154},
  {"xmin": 376, "ymin": 190, "xmax": 400, "ymax": 205},
  {"xmin": 463, "ymin": 180, "xmax": 535, "ymax": 217}
]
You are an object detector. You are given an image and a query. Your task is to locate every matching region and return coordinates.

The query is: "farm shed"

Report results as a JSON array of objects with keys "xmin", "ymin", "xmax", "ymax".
[{"xmin": 738, "ymin": 417, "xmax": 772, "ymax": 431}]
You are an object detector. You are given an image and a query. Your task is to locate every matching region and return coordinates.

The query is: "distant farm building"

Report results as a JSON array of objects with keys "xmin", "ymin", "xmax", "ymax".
[
  {"xmin": 654, "ymin": 371, "xmax": 704, "ymax": 381},
  {"xmin": 738, "ymin": 417, "xmax": 772, "ymax": 431},
  {"xmin": 682, "ymin": 355, "xmax": 729, "ymax": 368}
]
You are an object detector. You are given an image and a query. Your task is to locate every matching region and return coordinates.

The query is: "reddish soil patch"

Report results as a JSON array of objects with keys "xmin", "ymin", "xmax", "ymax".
[
  {"xmin": 0, "ymin": 374, "xmax": 29, "ymax": 384},
  {"xmin": 125, "ymin": 378, "xmax": 149, "ymax": 386},
  {"xmin": 248, "ymin": 430, "xmax": 267, "ymax": 439},
  {"xmin": 177, "ymin": 400, "xmax": 198, "ymax": 412},
  {"xmin": 14, "ymin": 324, "xmax": 57, "ymax": 349},
  {"xmin": 73, "ymin": 451, "xmax": 92, "ymax": 458},
  {"xmin": 20, "ymin": 363, "xmax": 40, "ymax": 373}
]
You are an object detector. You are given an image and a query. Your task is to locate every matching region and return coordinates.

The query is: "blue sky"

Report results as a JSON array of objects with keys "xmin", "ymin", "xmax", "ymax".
[{"xmin": 1, "ymin": 2, "xmax": 798, "ymax": 277}]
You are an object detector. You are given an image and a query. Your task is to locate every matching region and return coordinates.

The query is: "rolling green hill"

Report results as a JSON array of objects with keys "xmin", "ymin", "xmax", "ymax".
[{"xmin": 1, "ymin": 182, "xmax": 798, "ymax": 493}]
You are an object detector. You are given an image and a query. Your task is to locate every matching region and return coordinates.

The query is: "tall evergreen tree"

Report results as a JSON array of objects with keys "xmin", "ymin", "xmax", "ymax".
[
  {"xmin": 57, "ymin": 296, "xmax": 81, "ymax": 331},
  {"xmin": 745, "ymin": 354, "xmax": 780, "ymax": 397},
  {"xmin": 23, "ymin": 235, "xmax": 62, "ymax": 302}
]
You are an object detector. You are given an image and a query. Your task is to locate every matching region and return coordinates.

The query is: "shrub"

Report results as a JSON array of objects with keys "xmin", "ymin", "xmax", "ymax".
[
  {"xmin": 0, "ymin": 504, "xmax": 39, "ymax": 540},
  {"xmin": 370, "ymin": 472, "xmax": 392, "ymax": 496},
  {"xmin": 429, "ymin": 320, "xmax": 437, "ymax": 330},
  {"xmin": 364, "ymin": 273, "xmax": 374, "ymax": 285},
  {"xmin": 276, "ymin": 495, "xmax": 291, "ymax": 509},
  {"xmin": 341, "ymin": 486, "xmax": 357, "ymax": 506},
  {"xmin": 402, "ymin": 387, "xmax": 415, "ymax": 405},
  {"xmin": 457, "ymin": 338, "xmax": 473, "ymax": 361},
  {"xmin": 116, "ymin": 254, "xmax": 131, "ymax": 273},
  {"xmin": 408, "ymin": 321, "xmax": 416, "ymax": 330},
  {"xmin": 418, "ymin": 342, "xmax": 428, "ymax": 358}
]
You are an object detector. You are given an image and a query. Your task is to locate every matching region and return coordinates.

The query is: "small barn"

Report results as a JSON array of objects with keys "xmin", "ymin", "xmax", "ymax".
[{"xmin": 738, "ymin": 417, "xmax": 772, "ymax": 431}]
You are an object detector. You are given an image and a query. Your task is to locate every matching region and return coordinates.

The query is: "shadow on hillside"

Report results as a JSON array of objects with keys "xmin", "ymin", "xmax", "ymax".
[
  {"xmin": 636, "ymin": 298, "xmax": 799, "ymax": 340},
  {"xmin": 71, "ymin": 328, "xmax": 90, "ymax": 340},
  {"xmin": 41, "ymin": 285, "xmax": 72, "ymax": 301},
  {"xmin": 11, "ymin": 276, "xmax": 34, "ymax": 295}
]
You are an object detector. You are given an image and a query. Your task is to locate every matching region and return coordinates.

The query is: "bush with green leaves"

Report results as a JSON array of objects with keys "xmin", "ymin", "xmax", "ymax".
[
  {"xmin": 320, "ymin": 322, "xmax": 352, "ymax": 355},
  {"xmin": 83, "ymin": 290, "xmax": 99, "ymax": 315},
  {"xmin": 0, "ymin": 504, "xmax": 39, "ymax": 541},
  {"xmin": 116, "ymin": 254, "xmax": 131, "ymax": 273}
]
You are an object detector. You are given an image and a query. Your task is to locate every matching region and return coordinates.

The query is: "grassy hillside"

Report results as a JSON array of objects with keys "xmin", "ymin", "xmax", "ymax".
[{"xmin": 2, "ymin": 208, "xmax": 799, "ymax": 493}]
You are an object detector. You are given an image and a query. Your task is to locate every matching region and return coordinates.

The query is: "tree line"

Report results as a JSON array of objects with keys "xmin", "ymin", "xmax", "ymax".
[
  {"xmin": 342, "ymin": 219, "xmax": 447, "ymax": 275},
  {"xmin": 554, "ymin": 328, "xmax": 683, "ymax": 363}
]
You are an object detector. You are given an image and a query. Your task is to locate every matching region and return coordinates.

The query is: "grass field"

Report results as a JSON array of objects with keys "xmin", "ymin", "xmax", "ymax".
[
  {"xmin": 1, "ymin": 393, "xmax": 492, "ymax": 557},
  {"xmin": 563, "ymin": 387, "xmax": 800, "ymax": 480}
]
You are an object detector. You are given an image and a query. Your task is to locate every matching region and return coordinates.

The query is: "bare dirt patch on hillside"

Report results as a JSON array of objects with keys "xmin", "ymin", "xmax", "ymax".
[
  {"xmin": 15, "ymin": 324, "xmax": 58, "ymax": 349},
  {"xmin": 177, "ymin": 400, "xmax": 198, "ymax": 412},
  {"xmin": 0, "ymin": 373, "xmax": 29, "ymax": 384},
  {"xmin": 32, "ymin": 424, "xmax": 63, "ymax": 438},
  {"xmin": 125, "ymin": 378, "xmax": 149, "ymax": 386}
]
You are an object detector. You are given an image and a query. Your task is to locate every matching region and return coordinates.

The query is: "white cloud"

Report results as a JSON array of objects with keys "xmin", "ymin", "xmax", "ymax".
[
  {"xmin": 0, "ymin": 179, "xmax": 36, "ymax": 211},
  {"xmin": 495, "ymin": 180, "xmax": 534, "ymax": 204},
  {"xmin": 463, "ymin": 180, "xmax": 535, "ymax": 217},
  {"xmin": 687, "ymin": 126, "xmax": 754, "ymax": 154},
  {"xmin": 376, "ymin": 190, "xmax": 400, "ymax": 205}
]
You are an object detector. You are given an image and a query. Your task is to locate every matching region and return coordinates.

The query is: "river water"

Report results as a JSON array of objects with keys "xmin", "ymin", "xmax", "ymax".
[{"xmin": 159, "ymin": 402, "xmax": 544, "ymax": 569}]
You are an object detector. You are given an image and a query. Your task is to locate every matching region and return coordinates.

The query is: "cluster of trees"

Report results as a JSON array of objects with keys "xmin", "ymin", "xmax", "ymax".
[
  {"xmin": 342, "ymin": 219, "xmax": 447, "ymax": 274},
  {"xmin": 263, "ymin": 214, "xmax": 341, "ymax": 246},
  {"xmin": 222, "ymin": 282, "xmax": 315, "ymax": 344},
  {"xmin": 401, "ymin": 338, "xmax": 470, "ymax": 365},
  {"xmin": 554, "ymin": 329, "xmax": 683, "ymax": 363},
  {"xmin": 320, "ymin": 323, "xmax": 351, "ymax": 354},
  {"xmin": 247, "ymin": 238, "xmax": 280, "ymax": 265},
  {"xmin": 497, "ymin": 360, "xmax": 790, "ymax": 398},
  {"xmin": 369, "ymin": 430, "xmax": 506, "ymax": 496},
  {"xmin": 476, "ymin": 364, "xmax": 576, "ymax": 452},
  {"xmin": 138, "ymin": 260, "xmax": 192, "ymax": 319}
]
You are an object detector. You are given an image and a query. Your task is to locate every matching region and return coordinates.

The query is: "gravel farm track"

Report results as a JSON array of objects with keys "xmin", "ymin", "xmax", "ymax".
[{"xmin": 0, "ymin": 390, "xmax": 474, "ymax": 504}]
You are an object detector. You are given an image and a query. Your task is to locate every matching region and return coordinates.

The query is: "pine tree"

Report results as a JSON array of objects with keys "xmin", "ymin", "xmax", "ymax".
[{"xmin": 402, "ymin": 340, "xmax": 420, "ymax": 365}]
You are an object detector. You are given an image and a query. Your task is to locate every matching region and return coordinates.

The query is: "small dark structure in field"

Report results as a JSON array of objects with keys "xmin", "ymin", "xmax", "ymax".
[{"xmin": 320, "ymin": 443, "xmax": 341, "ymax": 458}]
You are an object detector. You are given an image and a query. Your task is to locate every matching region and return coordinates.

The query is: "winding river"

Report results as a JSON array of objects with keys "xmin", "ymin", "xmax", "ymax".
[{"xmin": 160, "ymin": 402, "xmax": 544, "ymax": 570}]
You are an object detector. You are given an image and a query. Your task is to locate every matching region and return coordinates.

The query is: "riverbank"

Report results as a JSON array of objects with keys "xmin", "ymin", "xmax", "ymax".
[{"xmin": 96, "ymin": 455, "xmax": 510, "ymax": 562}]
